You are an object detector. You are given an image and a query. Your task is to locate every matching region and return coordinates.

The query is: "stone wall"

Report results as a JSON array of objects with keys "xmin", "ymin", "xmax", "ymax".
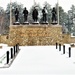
[
  {"xmin": 0, "ymin": 35, "xmax": 9, "ymax": 44},
  {"xmin": 8, "ymin": 24, "xmax": 63, "ymax": 46},
  {"xmin": 0, "ymin": 24, "xmax": 74, "ymax": 46},
  {"xmin": 69, "ymin": 36, "xmax": 75, "ymax": 43},
  {"xmin": 62, "ymin": 34, "xmax": 71, "ymax": 44},
  {"xmin": 0, "ymin": 35, "xmax": 1, "ymax": 43}
]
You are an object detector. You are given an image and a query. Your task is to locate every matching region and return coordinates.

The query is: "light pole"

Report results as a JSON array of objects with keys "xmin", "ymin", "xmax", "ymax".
[
  {"xmin": 34, "ymin": 0, "xmax": 36, "ymax": 6},
  {"xmin": 57, "ymin": 0, "xmax": 59, "ymax": 25},
  {"xmin": 10, "ymin": 0, "xmax": 12, "ymax": 25},
  {"xmin": 68, "ymin": 14, "xmax": 71, "ymax": 34}
]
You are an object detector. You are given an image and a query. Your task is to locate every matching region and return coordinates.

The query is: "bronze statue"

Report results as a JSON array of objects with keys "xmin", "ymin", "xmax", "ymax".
[
  {"xmin": 23, "ymin": 7, "xmax": 28, "ymax": 22},
  {"xmin": 42, "ymin": 7, "xmax": 48, "ymax": 23},
  {"xmin": 32, "ymin": 7, "xmax": 38, "ymax": 22},
  {"xmin": 52, "ymin": 7, "xmax": 57, "ymax": 23},
  {"xmin": 14, "ymin": 8, "xmax": 19, "ymax": 22}
]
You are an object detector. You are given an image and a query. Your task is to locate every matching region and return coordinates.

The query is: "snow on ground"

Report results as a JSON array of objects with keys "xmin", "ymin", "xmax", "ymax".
[{"xmin": 0, "ymin": 44, "xmax": 75, "ymax": 75}]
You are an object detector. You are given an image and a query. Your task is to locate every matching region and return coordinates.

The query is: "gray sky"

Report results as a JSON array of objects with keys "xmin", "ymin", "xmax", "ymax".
[{"xmin": 0, "ymin": 0, "xmax": 75, "ymax": 12}]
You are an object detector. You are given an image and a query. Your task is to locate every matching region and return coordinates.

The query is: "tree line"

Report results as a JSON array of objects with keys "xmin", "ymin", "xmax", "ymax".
[{"xmin": 0, "ymin": 2, "xmax": 75, "ymax": 35}]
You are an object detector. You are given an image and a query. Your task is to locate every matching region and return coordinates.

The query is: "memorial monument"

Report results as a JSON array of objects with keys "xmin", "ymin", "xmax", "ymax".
[{"xmin": 8, "ymin": 0, "xmax": 64, "ymax": 46}]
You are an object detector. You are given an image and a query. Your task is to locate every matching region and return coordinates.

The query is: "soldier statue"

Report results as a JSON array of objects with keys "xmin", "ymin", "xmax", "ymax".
[
  {"xmin": 42, "ymin": 7, "xmax": 48, "ymax": 23},
  {"xmin": 32, "ymin": 7, "xmax": 38, "ymax": 22},
  {"xmin": 23, "ymin": 7, "xmax": 28, "ymax": 22},
  {"xmin": 14, "ymin": 8, "xmax": 19, "ymax": 22},
  {"xmin": 52, "ymin": 7, "xmax": 57, "ymax": 23}
]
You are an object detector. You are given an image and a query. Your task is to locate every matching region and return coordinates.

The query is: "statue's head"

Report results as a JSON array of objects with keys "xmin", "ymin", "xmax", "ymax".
[
  {"xmin": 53, "ymin": 7, "xmax": 55, "ymax": 10},
  {"xmin": 34, "ymin": 7, "xmax": 35, "ymax": 9},
  {"xmin": 34, "ymin": 7, "xmax": 36, "ymax": 10},
  {"xmin": 44, "ymin": 7, "xmax": 46, "ymax": 9},
  {"xmin": 16, "ymin": 8, "xmax": 18, "ymax": 10},
  {"xmin": 24, "ymin": 7, "xmax": 26, "ymax": 10}
]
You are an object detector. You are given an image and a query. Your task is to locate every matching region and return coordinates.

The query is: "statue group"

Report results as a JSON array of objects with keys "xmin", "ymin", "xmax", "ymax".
[{"xmin": 14, "ymin": 7, "xmax": 57, "ymax": 24}]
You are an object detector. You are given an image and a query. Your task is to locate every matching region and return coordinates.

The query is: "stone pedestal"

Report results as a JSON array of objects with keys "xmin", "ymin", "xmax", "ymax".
[
  {"xmin": 8, "ymin": 24, "xmax": 63, "ymax": 46},
  {"xmin": 13, "ymin": 22, "xmax": 20, "ymax": 25},
  {"xmin": 22, "ymin": 22, "xmax": 29, "ymax": 25},
  {"xmin": 32, "ymin": 21, "xmax": 39, "ymax": 24},
  {"xmin": 51, "ymin": 23, "xmax": 57, "ymax": 25},
  {"xmin": 40, "ymin": 22, "xmax": 48, "ymax": 25}
]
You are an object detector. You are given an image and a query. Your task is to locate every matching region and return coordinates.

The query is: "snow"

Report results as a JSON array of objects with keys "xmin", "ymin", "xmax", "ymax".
[{"xmin": 0, "ymin": 44, "xmax": 75, "ymax": 75}]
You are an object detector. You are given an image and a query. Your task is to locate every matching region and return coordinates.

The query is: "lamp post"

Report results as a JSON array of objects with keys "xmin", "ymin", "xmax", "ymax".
[
  {"xmin": 34, "ymin": 0, "xmax": 36, "ymax": 6},
  {"xmin": 10, "ymin": 0, "xmax": 12, "ymax": 25},
  {"xmin": 57, "ymin": 0, "xmax": 59, "ymax": 25}
]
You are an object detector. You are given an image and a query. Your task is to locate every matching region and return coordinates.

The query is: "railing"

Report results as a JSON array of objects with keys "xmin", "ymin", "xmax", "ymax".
[
  {"xmin": 0, "ymin": 43, "xmax": 20, "ymax": 68},
  {"xmin": 56, "ymin": 43, "xmax": 71, "ymax": 58}
]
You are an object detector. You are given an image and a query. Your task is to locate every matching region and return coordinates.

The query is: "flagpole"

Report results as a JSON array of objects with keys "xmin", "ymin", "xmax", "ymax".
[
  {"xmin": 10, "ymin": 0, "xmax": 12, "ymax": 25},
  {"xmin": 34, "ymin": 0, "xmax": 36, "ymax": 5},
  {"xmin": 34, "ymin": 0, "xmax": 37, "ymax": 7},
  {"xmin": 57, "ymin": 0, "xmax": 59, "ymax": 25}
]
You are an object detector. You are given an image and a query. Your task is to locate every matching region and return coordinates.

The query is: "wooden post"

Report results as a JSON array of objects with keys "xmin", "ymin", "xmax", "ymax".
[
  {"xmin": 59, "ymin": 44, "xmax": 61, "ymax": 51},
  {"xmin": 69, "ymin": 47, "xmax": 71, "ymax": 57},
  {"xmin": 6, "ymin": 51, "xmax": 9, "ymax": 64},
  {"xmin": 63, "ymin": 45, "xmax": 65, "ymax": 54},
  {"xmin": 56, "ymin": 43, "xmax": 58, "ymax": 49},
  {"xmin": 13, "ymin": 46, "xmax": 16, "ymax": 56},
  {"xmin": 11, "ymin": 48, "xmax": 13, "ymax": 59}
]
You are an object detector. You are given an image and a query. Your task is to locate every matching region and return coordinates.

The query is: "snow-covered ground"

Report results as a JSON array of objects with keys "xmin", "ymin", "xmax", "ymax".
[{"xmin": 0, "ymin": 44, "xmax": 75, "ymax": 75}]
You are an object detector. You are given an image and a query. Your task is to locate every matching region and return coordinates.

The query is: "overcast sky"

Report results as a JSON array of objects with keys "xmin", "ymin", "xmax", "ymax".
[{"xmin": 0, "ymin": 0, "xmax": 75, "ymax": 12}]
